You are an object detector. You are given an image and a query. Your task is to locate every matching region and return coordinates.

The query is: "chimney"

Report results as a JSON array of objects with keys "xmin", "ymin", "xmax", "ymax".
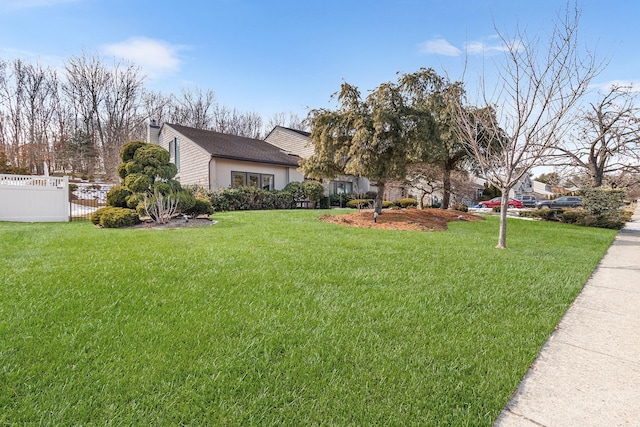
[{"xmin": 147, "ymin": 119, "xmax": 161, "ymax": 145}]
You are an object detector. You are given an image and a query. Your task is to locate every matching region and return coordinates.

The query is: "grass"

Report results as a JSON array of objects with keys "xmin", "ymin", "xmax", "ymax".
[{"xmin": 0, "ymin": 210, "xmax": 617, "ymax": 425}]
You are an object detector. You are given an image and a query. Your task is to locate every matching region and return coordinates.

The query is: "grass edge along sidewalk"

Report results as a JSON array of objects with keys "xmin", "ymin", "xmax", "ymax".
[{"xmin": 0, "ymin": 210, "xmax": 617, "ymax": 425}]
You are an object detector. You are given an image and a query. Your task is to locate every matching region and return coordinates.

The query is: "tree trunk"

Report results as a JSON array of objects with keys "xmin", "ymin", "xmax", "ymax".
[
  {"xmin": 497, "ymin": 193, "xmax": 509, "ymax": 249},
  {"xmin": 441, "ymin": 165, "xmax": 452, "ymax": 209},
  {"xmin": 374, "ymin": 181, "xmax": 385, "ymax": 214}
]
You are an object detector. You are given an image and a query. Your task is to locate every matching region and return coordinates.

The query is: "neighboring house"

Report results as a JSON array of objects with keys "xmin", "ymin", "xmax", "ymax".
[
  {"xmin": 482, "ymin": 174, "xmax": 557, "ymax": 200},
  {"xmin": 533, "ymin": 180, "xmax": 557, "ymax": 199},
  {"xmin": 148, "ymin": 122, "xmax": 303, "ymax": 190},
  {"xmin": 264, "ymin": 125, "xmax": 375, "ymax": 196},
  {"xmin": 513, "ymin": 174, "xmax": 534, "ymax": 196}
]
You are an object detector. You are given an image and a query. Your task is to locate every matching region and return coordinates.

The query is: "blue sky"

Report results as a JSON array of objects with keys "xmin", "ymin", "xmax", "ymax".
[{"xmin": 0, "ymin": 0, "xmax": 637, "ymax": 122}]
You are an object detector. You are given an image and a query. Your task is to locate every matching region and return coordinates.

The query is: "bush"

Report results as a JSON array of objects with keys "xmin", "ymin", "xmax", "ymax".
[
  {"xmin": 183, "ymin": 198, "xmax": 214, "ymax": 217},
  {"xmin": 346, "ymin": 199, "xmax": 394, "ymax": 209},
  {"xmin": 362, "ymin": 191, "xmax": 378, "ymax": 199},
  {"xmin": 329, "ymin": 193, "xmax": 353, "ymax": 207},
  {"xmin": 302, "ymin": 181, "xmax": 325, "ymax": 207},
  {"xmin": 319, "ymin": 196, "xmax": 330, "ymax": 209},
  {"xmin": 283, "ymin": 182, "xmax": 305, "ymax": 200},
  {"xmin": 573, "ymin": 212, "xmax": 625, "ymax": 229},
  {"xmin": 208, "ymin": 187, "xmax": 297, "ymax": 212},
  {"xmin": 520, "ymin": 207, "xmax": 627, "ymax": 229},
  {"xmin": 106, "ymin": 185, "xmax": 132, "ymax": 208},
  {"xmin": 347, "ymin": 199, "xmax": 373, "ymax": 209},
  {"xmin": 581, "ymin": 187, "xmax": 626, "ymax": 215},
  {"xmin": 396, "ymin": 198, "xmax": 418, "ymax": 208},
  {"xmin": 90, "ymin": 207, "xmax": 105, "ymax": 225},
  {"xmin": 91, "ymin": 207, "xmax": 139, "ymax": 228},
  {"xmin": 519, "ymin": 209, "xmax": 559, "ymax": 221},
  {"xmin": 559, "ymin": 208, "xmax": 580, "ymax": 224},
  {"xmin": 452, "ymin": 204, "xmax": 468, "ymax": 212}
]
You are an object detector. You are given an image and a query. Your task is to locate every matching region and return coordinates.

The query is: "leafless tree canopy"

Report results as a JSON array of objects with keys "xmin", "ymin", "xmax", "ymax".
[
  {"xmin": 266, "ymin": 111, "xmax": 309, "ymax": 132},
  {"xmin": 453, "ymin": 4, "xmax": 604, "ymax": 248},
  {"xmin": 548, "ymin": 85, "xmax": 640, "ymax": 186},
  {"xmin": 0, "ymin": 52, "xmax": 299, "ymax": 178}
]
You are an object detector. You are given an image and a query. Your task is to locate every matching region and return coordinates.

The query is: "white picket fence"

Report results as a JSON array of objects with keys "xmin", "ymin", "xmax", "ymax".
[{"xmin": 0, "ymin": 174, "xmax": 70, "ymax": 222}]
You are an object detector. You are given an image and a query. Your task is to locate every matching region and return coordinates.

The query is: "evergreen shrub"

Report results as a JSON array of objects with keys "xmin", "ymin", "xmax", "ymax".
[
  {"xmin": 347, "ymin": 199, "xmax": 373, "ymax": 209},
  {"xmin": 91, "ymin": 207, "xmax": 140, "ymax": 228},
  {"xmin": 106, "ymin": 185, "xmax": 132, "ymax": 208},
  {"xmin": 396, "ymin": 198, "xmax": 418, "ymax": 208}
]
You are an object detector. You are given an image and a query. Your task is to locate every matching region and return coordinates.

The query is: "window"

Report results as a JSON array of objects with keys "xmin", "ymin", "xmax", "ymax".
[
  {"xmin": 232, "ymin": 172, "xmax": 246, "ymax": 187},
  {"xmin": 231, "ymin": 171, "xmax": 275, "ymax": 190},
  {"xmin": 248, "ymin": 173, "xmax": 260, "ymax": 188},
  {"xmin": 331, "ymin": 180, "xmax": 353, "ymax": 195},
  {"xmin": 261, "ymin": 175, "xmax": 274, "ymax": 190},
  {"xmin": 169, "ymin": 138, "xmax": 180, "ymax": 170}
]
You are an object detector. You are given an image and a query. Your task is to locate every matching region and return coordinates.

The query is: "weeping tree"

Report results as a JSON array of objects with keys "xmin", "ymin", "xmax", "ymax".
[
  {"xmin": 398, "ymin": 69, "xmax": 478, "ymax": 209},
  {"xmin": 303, "ymin": 76, "xmax": 437, "ymax": 214},
  {"xmin": 453, "ymin": 4, "xmax": 603, "ymax": 248}
]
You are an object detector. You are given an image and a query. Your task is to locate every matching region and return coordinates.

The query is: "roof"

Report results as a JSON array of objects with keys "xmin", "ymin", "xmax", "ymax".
[
  {"xmin": 166, "ymin": 123, "xmax": 301, "ymax": 167},
  {"xmin": 264, "ymin": 125, "xmax": 311, "ymax": 139}
]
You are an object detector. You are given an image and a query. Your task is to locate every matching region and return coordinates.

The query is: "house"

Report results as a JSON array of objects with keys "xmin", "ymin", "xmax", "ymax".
[
  {"xmin": 264, "ymin": 125, "xmax": 375, "ymax": 196},
  {"xmin": 147, "ymin": 122, "xmax": 303, "ymax": 190},
  {"xmin": 513, "ymin": 174, "xmax": 534, "ymax": 196}
]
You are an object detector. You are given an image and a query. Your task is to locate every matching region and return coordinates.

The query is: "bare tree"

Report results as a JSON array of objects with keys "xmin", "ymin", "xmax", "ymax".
[
  {"xmin": 0, "ymin": 59, "xmax": 59, "ymax": 174},
  {"xmin": 169, "ymin": 87, "xmax": 216, "ymax": 129},
  {"xmin": 403, "ymin": 162, "xmax": 443, "ymax": 208},
  {"xmin": 548, "ymin": 85, "xmax": 640, "ymax": 186},
  {"xmin": 101, "ymin": 61, "xmax": 145, "ymax": 175},
  {"xmin": 403, "ymin": 162, "xmax": 476, "ymax": 208},
  {"xmin": 266, "ymin": 111, "xmax": 309, "ymax": 132},
  {"xmin": 454, "ymin": 4, "xmax": 603, "ymax": 248},
  {"xmin": 139, "ymin": 89, "xmax": 173, "ymax": 126},
  {"xmin": 63, "ymin": 52, "xmax": 145, "ymax": 179},
  {"xmin": 210, "ymin": 105, "xmax": 263, "ymax": 138},
  {"xmin": 63, "ymin": 52, "xmax": 110, "ymax": 173}
]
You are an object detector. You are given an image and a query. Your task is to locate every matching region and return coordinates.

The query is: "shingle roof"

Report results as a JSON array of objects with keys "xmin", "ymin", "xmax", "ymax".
[{"xmin": 166, "ymin": 123, "xmax": 301, "ymax": 167}]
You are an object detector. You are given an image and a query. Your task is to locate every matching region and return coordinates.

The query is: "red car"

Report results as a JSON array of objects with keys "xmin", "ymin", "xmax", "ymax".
[{"xmin": 478, "ymin": 197, "xmax": 524, "ymax": 209}]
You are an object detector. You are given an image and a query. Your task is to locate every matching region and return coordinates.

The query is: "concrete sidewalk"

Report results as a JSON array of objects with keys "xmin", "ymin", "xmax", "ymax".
[{"xmin": 494, "ymin": 206, "xmax": 640, "ymax": 427}]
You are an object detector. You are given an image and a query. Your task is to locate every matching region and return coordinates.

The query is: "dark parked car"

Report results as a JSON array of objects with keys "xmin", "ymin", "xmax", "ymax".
[
  {"xmin": 515, "ymin": 195, "xmax": 537, "ymax": 207},
  {"xmin": 478, "ymin": 197, "xmax": 524, "ymax": 209},
  {"xmin": 536, "ymin": 196, "xmax": 582, "ymax": 209}
]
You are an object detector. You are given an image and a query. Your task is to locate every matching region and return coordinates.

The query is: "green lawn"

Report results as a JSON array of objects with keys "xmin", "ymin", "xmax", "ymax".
[{"xmin": 0, "ymin": 210, "xmax": 617, "ymax": 425}]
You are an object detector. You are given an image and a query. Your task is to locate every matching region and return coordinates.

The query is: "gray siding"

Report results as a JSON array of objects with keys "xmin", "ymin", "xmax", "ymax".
[
  {"xmin": 158, "ymin": 126, "xmax": 211, "ymax": 187},
  {"xmin": 265, "ymin": 127, "xmax": 315, "ymax": 159}
]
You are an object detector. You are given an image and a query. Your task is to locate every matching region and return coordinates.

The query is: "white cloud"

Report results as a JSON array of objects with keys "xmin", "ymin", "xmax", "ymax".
[
  {"xmin": 418, "ymin": 38, "xmax": 461, "ymax": 57},
  {"xmin": 464, "ymin": 38, "xmax": 517, "ymax": 56},
  {"xmin": 417, "ymin": 34, "xmax": 520, "ymax": 58},
  {"xmin": 591, "ymin": 80, "xmax": 640, "ymax": 93},
  {"xmin": 102, "ymin": 37, "xmax": 185, "ymax": 79}
]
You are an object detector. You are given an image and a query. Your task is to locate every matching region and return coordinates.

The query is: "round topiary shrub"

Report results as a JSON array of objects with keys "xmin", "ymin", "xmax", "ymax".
[
  {"xmin": 91, "ymin": 206, "xmax": 140, "ymax": 228},
  {"xmin": 106, "ymin": 185, "xmax": 132, "ymax": 208},
  {"xmin": 90, "ymin": 207, "xmax": 106, "ymax": 225},
  {"xmin": 396, "ymin": 198, "xmax": 418, "ymax": 208},
  {"xmin": 381, "ymin": 201, "xmax": 395, "ymax": 209},
  {"xmin": 452, "ymin": 204, "xmax": 469, "ymax": 212},
  {"xmin": 346, "ymin": 199, "xmax": 373, "ymax": 208}
]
